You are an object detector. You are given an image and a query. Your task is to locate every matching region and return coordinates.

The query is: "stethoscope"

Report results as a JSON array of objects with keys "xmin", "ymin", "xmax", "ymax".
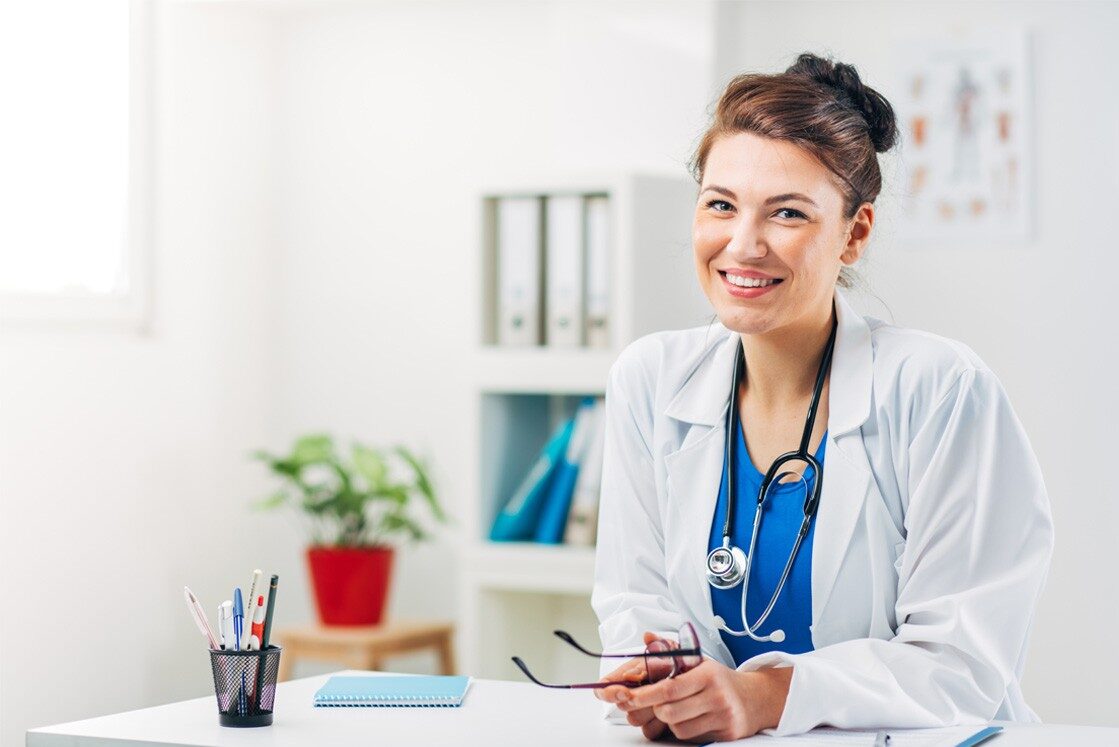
[{"xmin": 705, "ymin": 309, "xmax": 838, "ymax": 644}]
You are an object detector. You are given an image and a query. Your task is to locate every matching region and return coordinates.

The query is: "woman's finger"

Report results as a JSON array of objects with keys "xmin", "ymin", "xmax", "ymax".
[
  {"xmin": 650, "ymin": 691, "xmax": 709, "ymax": 725},
  {"xmin": 627, "ymin": 667, "xmax": 705, "ymax": 709},
  {"xmin": 595, "ymin": 684, "xmax": 635, "ymax": 703},
  {"xmin": 667, "ymin": 711, "xmax": 721, "ymax": 743},
  {"xmin": 641, "ymin": 716, "xmax": 669, "ymax": 741}
]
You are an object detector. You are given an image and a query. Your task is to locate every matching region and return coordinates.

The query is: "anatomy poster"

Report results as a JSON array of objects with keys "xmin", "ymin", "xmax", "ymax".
[{"xmin": 892, "ymin": 29, "xmax": 1032, "ymax": 243}]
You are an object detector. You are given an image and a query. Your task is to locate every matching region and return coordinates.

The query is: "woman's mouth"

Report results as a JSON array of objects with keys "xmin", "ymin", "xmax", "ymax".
[{"xmin": 719, "ymin": 271, "xmax": 784, "ymax": 298}]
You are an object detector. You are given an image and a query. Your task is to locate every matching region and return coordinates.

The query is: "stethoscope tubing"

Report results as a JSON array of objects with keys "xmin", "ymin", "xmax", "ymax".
[{"xmin": 713, "ymin": 307, "xmax": 838, "ymax": 640}]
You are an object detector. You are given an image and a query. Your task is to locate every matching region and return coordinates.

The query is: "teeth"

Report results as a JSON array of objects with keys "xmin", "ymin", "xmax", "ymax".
[{"xmin": 725, "ymin": 274, "xmax": 778, "ymax": 288}]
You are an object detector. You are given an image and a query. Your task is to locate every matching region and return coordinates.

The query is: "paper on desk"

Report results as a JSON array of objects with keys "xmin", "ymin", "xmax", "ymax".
[{"xmin": 711, "ymin": 725, "xmax": 992, "ymax": 746}]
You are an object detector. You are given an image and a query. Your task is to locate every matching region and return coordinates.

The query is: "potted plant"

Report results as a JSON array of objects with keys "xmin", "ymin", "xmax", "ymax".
[{"xmin": 252, "ymin": 434, "xmax": 446, "ymax": 625}]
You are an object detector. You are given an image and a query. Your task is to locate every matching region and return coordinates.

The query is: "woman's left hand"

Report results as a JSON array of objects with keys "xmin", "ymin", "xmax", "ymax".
[{"xmin": 615, "ymin": 660, "xmax": 793, "ymax": 743}]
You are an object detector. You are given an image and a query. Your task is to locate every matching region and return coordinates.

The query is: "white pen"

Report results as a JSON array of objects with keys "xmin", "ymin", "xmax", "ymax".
[
  {"xmin": 242, "ymin": 569, "xmax": 262, "ymax": 649},
  {"xmin": 218, "ymin": 600, "xmax": 234, "ymax": 650}
]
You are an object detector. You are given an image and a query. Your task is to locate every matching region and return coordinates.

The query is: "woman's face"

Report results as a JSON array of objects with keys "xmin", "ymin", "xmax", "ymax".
[{"xmin": 692, "ymin": 131, "xmax": 872, "ymax": 337}]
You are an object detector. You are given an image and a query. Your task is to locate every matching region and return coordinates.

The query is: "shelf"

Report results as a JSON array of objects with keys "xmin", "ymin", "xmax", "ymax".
[
  {"xmin": 461, "ymin": 542, "xmax": 597, "ymax": 595},
  {"xmin": 473, "ymin": 347, "xmax": 615, "ymax": 393}
]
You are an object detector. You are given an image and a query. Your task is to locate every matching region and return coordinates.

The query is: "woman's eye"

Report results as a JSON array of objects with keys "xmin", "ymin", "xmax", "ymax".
[
  {"xmin": 705, "ymin": 198, "xmax": 733, "ymax": 212},
  {"xmin": 774, "ymin": 208, "xmax": 807, "ymax": 220}
]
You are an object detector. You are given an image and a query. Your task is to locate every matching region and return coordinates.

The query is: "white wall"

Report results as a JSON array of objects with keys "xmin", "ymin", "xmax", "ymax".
[
  {"xmin": 268, "ymin": 0, "xmax": 716, "ymax": 659},
  {"xmin": 714, "ymin": 0, "xmax": 1119, "ymax": 726},
  {"xmin": 0, "ymin": 3, "xmax": 293, "ymax": 745}
]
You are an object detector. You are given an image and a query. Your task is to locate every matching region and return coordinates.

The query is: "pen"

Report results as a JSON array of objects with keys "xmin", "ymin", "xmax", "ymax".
[
  {"xmin": 218, "ymin": 600, "xmax": 234, "ymax": 650},
  {"xmin": 252, "ymin": 575, "xmax": 279, "ymax": 710},
  {"xmin": 261, "ymin": 574, "xmax": 279, "ymax": 649},
  {"xmin": 873, "ymin": 731, "xmax": 890, "ymax": 746},
  {"xmin": 183, "ymin": 587, "xmax": 220, "ymax": 650},
  {"xmin": 233, "ymin": 588, "xmax": 244, "ymax": 652},
  {"xmin": 249, "ymin": 595, "xmax": 266, "ymax": 650},
  {"xmin": 242, "ymin": 569, "xmax": 262, "ymax": 649}
]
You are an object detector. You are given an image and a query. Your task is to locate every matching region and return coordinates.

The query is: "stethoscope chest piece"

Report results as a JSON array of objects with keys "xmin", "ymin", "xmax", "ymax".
[{"xmin": 705, "ymin": 544, "xmax": 747, "ymax": 589}]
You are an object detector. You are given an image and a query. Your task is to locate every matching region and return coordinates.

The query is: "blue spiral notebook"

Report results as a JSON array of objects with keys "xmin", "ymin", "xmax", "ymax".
[{"xmin": 313, "ymin": 675, "xmax": 473, "ymax": 707}]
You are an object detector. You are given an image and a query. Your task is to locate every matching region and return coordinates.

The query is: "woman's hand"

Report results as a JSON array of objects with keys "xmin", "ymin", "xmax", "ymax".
[
  {"xmin": 615, "ymin": 660, "xmax": 793, "ymax": 743},
  {"xmin": 593, "ymin": 632, "xmax": 674, "ymax": 741}
]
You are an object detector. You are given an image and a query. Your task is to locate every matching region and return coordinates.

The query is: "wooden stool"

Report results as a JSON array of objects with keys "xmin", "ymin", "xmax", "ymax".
[{"xmin": 275, "ymin": 620, "xmax": 456, "ymax": 682}]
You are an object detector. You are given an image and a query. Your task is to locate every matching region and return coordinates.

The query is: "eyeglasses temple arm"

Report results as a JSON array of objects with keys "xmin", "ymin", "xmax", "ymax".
[
  {"xmin": 512, "ymin": 657, "xmax": 648, "ymax": 689},
  {"xmin": 510, "ymin": 657, "xmax": 571, "ymax": 689}
]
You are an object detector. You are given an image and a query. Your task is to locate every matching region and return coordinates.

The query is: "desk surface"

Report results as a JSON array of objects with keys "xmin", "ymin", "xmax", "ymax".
[{"xmin": 26, "ymin": 670, "xmax": 1119, "ymax": 747}]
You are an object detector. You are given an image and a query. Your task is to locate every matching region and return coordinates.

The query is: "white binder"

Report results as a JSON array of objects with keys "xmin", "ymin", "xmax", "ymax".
[
  {"xmin": 497, "ymin": 196, "xmax": 543, "ymax": 346},
  {"xmin": 583, "ymin": 195, "xmax": 611, "ymax": 349},
  {"xmin": 544, "ymin": 195, "xmax": 585, "ymax": 347}
]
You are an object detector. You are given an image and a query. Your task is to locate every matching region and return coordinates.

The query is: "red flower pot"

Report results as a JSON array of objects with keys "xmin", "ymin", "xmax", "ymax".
[{"xmin": 306, "ymin": 545, "xmax": 394, "ymax": 625}]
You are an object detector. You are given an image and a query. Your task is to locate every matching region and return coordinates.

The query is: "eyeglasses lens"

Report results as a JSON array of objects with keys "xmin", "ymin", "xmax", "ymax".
[
  {"xmin": 677, "ymin": 622, "xmax": 702, "ymax": 671},
  {"xmin": 643, "ymin": 638, "xmax": 676, "ymax": 683}
]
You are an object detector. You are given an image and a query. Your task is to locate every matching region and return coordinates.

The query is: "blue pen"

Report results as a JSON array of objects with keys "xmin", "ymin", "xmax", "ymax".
[{"xmin": 233, "ymin": 588, "xmax": 244, "ymax": 652}]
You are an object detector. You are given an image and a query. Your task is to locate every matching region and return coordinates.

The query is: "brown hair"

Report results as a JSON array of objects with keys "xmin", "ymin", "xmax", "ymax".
[{"xmin": 689, "ymin": 53, "xmax": 899, "ymax": 289}]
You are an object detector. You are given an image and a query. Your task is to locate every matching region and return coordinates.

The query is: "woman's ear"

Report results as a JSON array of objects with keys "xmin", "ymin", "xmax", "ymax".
[{"xmin": 840, "ymin": 202, "xmax": 875, "ymax": 265}]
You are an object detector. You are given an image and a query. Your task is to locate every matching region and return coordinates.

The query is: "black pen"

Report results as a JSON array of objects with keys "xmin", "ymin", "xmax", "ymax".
[
  {"xmin": 251, "ymin": 574, "xmax": 279, "ymax": 712},
  {"xmin": 261, "ymin": 574, "xmax": 279, "ymax": 648}
]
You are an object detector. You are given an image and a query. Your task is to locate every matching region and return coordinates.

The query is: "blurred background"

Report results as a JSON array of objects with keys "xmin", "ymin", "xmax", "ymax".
[{"xmin": 1, "ymin": 1, "xmax": 1117, "ymax": 745}]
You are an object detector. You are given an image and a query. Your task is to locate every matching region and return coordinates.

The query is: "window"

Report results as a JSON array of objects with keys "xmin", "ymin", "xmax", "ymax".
[{"xmin": 0, "ymin": 0, "xmax": 152, "ymax": 327}]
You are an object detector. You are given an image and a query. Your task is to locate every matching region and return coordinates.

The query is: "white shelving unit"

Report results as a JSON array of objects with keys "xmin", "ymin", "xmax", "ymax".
[{"xmin": 460, "ymin": 172, "xmax": 710, "ymax": 684}]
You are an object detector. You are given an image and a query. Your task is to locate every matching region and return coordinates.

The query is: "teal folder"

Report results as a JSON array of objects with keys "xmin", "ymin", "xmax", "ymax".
[
  {"xmin": 488, "ymin": 417, "xmax": 576, "ymax": 541},
  {"xmin": 313, "ymin": 675, "xmax": 473, "ymax": 707}
]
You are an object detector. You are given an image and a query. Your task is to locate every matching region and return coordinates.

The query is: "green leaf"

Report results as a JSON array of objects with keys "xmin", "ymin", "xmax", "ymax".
[
  {"xmin": 380, "ymin": 511, "xmax": 426, "ymax": 541},
  {"xmin": 352, "ymin": 443, "xmax": 388, "ymax": 488},
  {"xmin": 291, "ymin": 434, "xmax": 336, "ymax": 466},
  {"xmin": 394, "ymin": 445, "xmax": 446, "ymax": 522},
  {"xmin": 373, "ymin": 485, "xmax": 409, "ymax": 505},
  {"xmin": 255, "ymin": 490, "xmax": 289, "ymax": 510}
]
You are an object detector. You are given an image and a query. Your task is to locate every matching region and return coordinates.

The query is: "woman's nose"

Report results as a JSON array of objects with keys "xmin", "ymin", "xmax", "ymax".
[{"xmin": 723, "ymin": 219, "xmax": 767, "ymax": 260}]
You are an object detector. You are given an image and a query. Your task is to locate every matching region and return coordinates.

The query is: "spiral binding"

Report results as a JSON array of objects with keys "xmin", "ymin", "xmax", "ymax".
[{"xmin": 314, "ymin": 694, "xmax": 460, "ymax": 707}]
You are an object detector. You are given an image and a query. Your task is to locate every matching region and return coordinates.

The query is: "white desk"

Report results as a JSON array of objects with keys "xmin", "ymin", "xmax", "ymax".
[{"xmin": 26, "ymin": 670, "xmax": 1119, "ymax": 747}]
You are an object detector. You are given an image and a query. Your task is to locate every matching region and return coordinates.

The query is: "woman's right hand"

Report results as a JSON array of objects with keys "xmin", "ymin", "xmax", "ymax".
[{"xmin": 593, "ymin": 631, "xmax": 675, "ymax": 741}]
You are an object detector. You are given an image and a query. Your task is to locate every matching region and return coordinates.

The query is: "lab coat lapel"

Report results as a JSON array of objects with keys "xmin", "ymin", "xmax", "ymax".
[
  {"xmin": 662, "ymin": 328, "xmax": 740, "ymax": 664},
  {"xmin": 812, "ymin": 289, "xmax": 875, "ymax": 628},
  {"xmin": 661, "ymin": 288, "xmax": 875, "ymax": 648}
]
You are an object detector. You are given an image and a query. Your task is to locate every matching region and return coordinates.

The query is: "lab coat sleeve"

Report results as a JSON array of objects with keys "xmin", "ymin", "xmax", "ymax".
[
  {"xmin": 739, "ymin": 366, "xmax": 1054, "ymax": 735},
  {"xmin": 591, "ymin": 348, "xmax": 685, "ymax": 720}
]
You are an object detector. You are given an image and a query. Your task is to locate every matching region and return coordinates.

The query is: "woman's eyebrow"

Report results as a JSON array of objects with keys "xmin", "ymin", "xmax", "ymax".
[
  {"xmin": 764, "ymin": 192, "xmax": 818, "ymax": 207},
  {"xmin": 700, "ymin": 185, "xmax": 818, "ymax": 208}
]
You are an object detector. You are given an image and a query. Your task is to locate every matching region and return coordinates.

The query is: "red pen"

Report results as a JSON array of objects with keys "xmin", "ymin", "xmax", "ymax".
[{"xmin": 249, "ymin": 595, "xmax": 266, "ymax": 650}]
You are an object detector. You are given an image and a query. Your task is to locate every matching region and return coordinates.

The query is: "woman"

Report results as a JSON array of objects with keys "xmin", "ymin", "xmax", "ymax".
[{"xmin": 590, "ymin": 53, "xmax": 1053, "ymax": 742}]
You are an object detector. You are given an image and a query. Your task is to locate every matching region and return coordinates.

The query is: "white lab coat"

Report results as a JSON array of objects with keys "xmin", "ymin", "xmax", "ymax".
[{"xmin": 591, "ymin": 287, "xmax": 1054, "ymax": 735}]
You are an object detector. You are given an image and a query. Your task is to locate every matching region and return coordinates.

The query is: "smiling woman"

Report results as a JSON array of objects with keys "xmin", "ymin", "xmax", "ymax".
[{"xmin": 590, "ymin": 51, "xmax": 1052, "ymax": 745}]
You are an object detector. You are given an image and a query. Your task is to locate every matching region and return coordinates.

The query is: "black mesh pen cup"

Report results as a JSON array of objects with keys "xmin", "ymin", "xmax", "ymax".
[{"xmin": 209, "ymin": 646, "xmax": 282, "ymax": 727}]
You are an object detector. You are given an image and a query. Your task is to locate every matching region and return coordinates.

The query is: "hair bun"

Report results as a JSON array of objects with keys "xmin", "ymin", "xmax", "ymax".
[{"xmin": 786, "ymin": 53, "xmax": 898, "ymax": 153}]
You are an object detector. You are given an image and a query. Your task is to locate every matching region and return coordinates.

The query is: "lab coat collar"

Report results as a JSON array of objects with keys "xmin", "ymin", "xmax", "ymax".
[{"xmin": 663, "ymin": 286, "xmax": 873, "ymax": 436}]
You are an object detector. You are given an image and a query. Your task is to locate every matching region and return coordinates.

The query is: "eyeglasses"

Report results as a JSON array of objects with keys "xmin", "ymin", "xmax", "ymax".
[{"xmin": 512, "ymin": 622, "xmax": 702, "ymax": 689}]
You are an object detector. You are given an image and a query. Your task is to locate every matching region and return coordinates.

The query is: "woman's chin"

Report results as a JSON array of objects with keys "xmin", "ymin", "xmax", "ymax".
[{"xmin": 715, "ymin": 308, "xmax": 777, "ymax": 336}]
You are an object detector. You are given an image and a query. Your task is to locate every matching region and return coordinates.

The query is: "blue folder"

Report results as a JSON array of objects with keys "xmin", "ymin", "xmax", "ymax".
[{"xmin": 534, "ymin": 397, "xmax": 596, "ymax": 543}]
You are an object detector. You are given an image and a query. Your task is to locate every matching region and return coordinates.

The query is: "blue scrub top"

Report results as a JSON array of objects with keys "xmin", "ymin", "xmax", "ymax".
[{"xmin": 707, "ymin": 413, "xmax": 826, "ymax": 666}]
